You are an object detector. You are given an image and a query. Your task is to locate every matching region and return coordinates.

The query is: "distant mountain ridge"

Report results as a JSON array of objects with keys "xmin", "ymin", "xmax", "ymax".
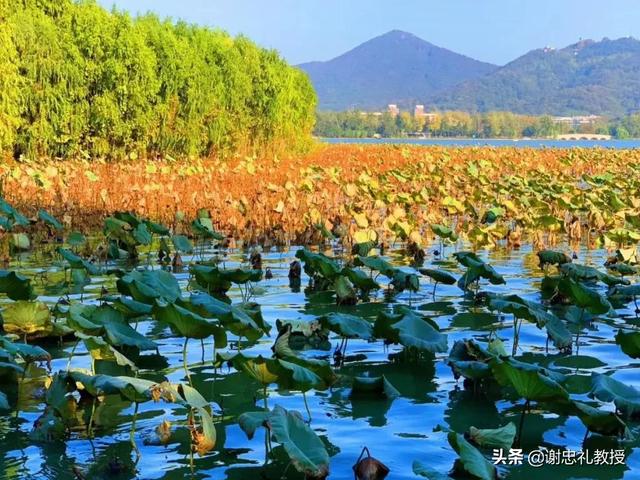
[
  {"xmin": 299, "ymin": 31, "xmax": 640, "ymax": 116},
  {"xmin": 298, "ymin": 30, "xmax": 497, "ymax": 111}
]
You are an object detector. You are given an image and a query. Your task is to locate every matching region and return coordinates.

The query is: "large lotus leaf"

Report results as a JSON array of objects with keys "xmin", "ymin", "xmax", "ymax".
[
  {"xmin": 537, "ymin": 249, "xmax": 571, "ymax": 267},
  {"xmin": 238, "ymin": 411, "xmax": 270, "ymax": 439},
  {"xmin": 110, "ymin": 296, "xmax": 153, "ymax": 318},
  {"xmin": 610, "ymin": 284, "xmax": 640, "ymax": 298},
  {"xmin": 172, "ymin": 235, "xmax": 194, "ymax": 254},
  {"xmin": 91, "ymin": 306, "xmax": 157, "ymax": 351},
  {"xmin": 132, "ymin": 223, "xmax": 152, "ymax": 245},
  {"xmin": 615, "ymin": 330, "xmax": 640, "ymax": 359},
  {"xmin": 453, "ymin": 251, "xmax": 484, "ymax": 269},
  {"xmin": 374, "ymin": 307, "xmax": 447, "ymax": 353},
  {"xmin": 560, "ymin": 263, "xmax": 628, "ymax": 287},
  {"xmin": 489, "ymin": 357, "xmax": 569, "ymax": 402},
  {"xmin": 153, "ymin": 302, "xmax": 226, "ymax": 345},
  {"xmin": 353, "ymin": 255, "xmax": 396, "ymax": 277},
  {"xmin": 274, "ymin": 359, "xmax": 324, "ymax": 392},
  {"xmin": 144, "ymin": 220, "xmax": 170, "ymax": 236},
  {"xmin": 2, "ymin": 300, "xmax": 52, "ymax": 337},
  {"xmin": 447, "ymin": 431, "xmax": 496, "ymax": 480},
  {"xmin": 114, "ymin": 211, "xmax": 142, "ymax": 227},
  {"xmin": 67, "ymin": 305, "xmax": 103, "ymax": 335},
  {"xmin": 572, "ymin": 400, "xmax": 630, "ymax": 438},
  {"xmin": 390, "ymin": 269, "xmax": 420, "ymax": 293},
  {"xmin": 334, "ymin": 275, "xmax": 357, "ymax": 304},
  {"xmin": 191, "ymin": 217, "xmax": 224, "ymax": 240},
  {"xmin": 268, "ymin": 405, "xmax": 330, "ymax": 479},
  {"xmin": 276, "ymin": 354, "xmax": 336, "ymax": 389},
  {"xmin": 38, "ymin": 209, "xmax": 62, "ymax": 230},
  {"xmin": 488, "ymin": 294, "xmax": 557, "ymax": 327},
  {"xmin": 449, "ymin": 360, "xmax": 492, "ymax": 381},
  {"xmin": 188, "ymin": 293, "xmax": 267, "ymax": 341},
  {"xmin": 351, "ymin": 375, "xmax": 400, "ymax": 399},
  {"xmin": 0, "ymin": 336, "xmax": 51, "ymax": 365},
  {"xmin": 192, "ymin": 265, "xmax": 262, "ymax": 292},
  {"xmin": 318, "ymin": 312, "xmax": 373, "ymax": 340},
  {"xmin": 230, "ymin": 353, "xmax": 279, "ymax": 385},
  {"xmin": 419, "ymin": 268, "xmax": 456, "ymax": 285},
  {"xmin": 68, "ymin": 372, "xmax": 156, "ymax": 402},
  {"xmin": 296, "ymin": 249, "xmax": 341, "ymax": 280},
  {"xmin": 76, "ymin": 333, "xmax": 137, "ymax": 369},
  {"xmin": 468, "ymin": 422, "xmax": 516, "ymax": 450},
  {"xmin": 117, "ymin": 269, "xmax": 181, "ymax": 304},
  {"xmin": 431, "ymin": 224, "xmax": 458, "ymax": 242},
  {"xmin": 341, "ymin": 267, "xmax": 379, "ymax": 292},
  {"xmin": 545, "ymin": 315, "xmax": 573, "ymax": 350},
  {"xmin": 0, "ymin": 198, "xmax": 28, "ymax": 226},
  {"xmin": 57, "ymin": 248, "xmax": 99, "ymax": 275},
  {"xmin": 590, "ymin": 373, "xmax": 640, "ymax": 417},
  {"xmin": 176, "ymin": 383, "xmax": 210, "ymax": 409},
  {"xmin": 558, "ymin": 278, "xmax": 612, "ymax": 315},
  {"xmin": 0, "ymin": 271, "xmax": 34, "ymax": 301}
]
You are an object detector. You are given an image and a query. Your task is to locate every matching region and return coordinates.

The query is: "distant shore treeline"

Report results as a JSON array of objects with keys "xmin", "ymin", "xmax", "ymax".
[
  {"xmin": 315, "ymin": 110, "xmax": 640, "ymax": 139},
  {"xmin": 0, "ymin": 0, "xmax": 316, "ymax": 159}
]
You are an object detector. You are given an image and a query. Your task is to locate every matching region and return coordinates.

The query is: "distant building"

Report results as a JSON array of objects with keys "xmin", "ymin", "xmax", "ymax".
[
  {"xmin": 387, "ymin": 104, "xmax": 400, "ymax": 116},
  {"xmin": 552, "ymin": 115, "xmax": 601, "ymax": 128},
  {"xmin": 413, "ymin": 104, "xmax": 437, "ymax": 122}
]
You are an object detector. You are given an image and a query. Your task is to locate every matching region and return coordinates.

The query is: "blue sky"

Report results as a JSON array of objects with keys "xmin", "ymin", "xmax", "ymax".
[{"xmin": 98, "ymin": 0, "xmax": 640, "ymax": 65}]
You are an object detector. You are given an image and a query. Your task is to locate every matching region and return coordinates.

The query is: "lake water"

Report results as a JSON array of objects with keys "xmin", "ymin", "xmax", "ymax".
[
  {"xmin": 1, "ymin": 240, "xmax": 639, "ymax": 479},
  {"xmin": 322, "ymin": 137, "xmax": 640, "ymax": 149}
]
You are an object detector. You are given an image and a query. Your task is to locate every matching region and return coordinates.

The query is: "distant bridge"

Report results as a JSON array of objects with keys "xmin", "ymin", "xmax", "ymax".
[{"xmin": 555, "ymin": 134, "xmax": 611, "ymax": 141}]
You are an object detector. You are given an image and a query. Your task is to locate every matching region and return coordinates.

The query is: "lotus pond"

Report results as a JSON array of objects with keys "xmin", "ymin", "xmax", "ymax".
[{"xmin": 2, "ymin": 206, "xmax": 640, "ymax": 480}]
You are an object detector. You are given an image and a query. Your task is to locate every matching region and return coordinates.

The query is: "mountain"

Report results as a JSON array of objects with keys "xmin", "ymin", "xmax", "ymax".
[
  {"xmin": 428, "ymin": 37, "xmax": 640, "ymax": 116},
  {"xmin": 298, "ymin": 30, "xmax": 497, "ymax": 111}
]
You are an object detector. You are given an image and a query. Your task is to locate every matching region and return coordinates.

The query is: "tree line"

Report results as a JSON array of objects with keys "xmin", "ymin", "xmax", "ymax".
[
  {"xmin": 315, "ymin": 110, "xmax": 639, "ymax": 139},
  {"xmin": 0, "ymin": 0, "xmax": 316, "ymax": 160}
]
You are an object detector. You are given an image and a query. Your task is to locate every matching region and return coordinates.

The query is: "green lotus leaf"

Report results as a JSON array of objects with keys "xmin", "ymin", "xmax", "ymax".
[
  {"xmin": 117, "ymin": 269, "xmax": 181, "ymax": 304},
  {"xmin": 537, "ymin": 249, "xmax": 572, "ymax": 268},
  {"xmin": 341, "ymin": 267, "xmax": 379, "ymax": 293},
  {"xmin": 334, "ymin": 275, "xmax": 357, "ymax": 304},
  {"xmin": 571, "ymin": 400, "xmax": 630, "ymax": 438},
  {"xmin": 2, "ymin": 300, "xmax": 52, "ymax": 337},
  {"xmin": 558, "ymin": 278, "xmax": 612, "ymax": 315},
  {"xmin": 419, "ymin": 268, "xmax": 457, "ymax": 285},
  {"xmin": 0, "ymin": 271, "xmax": 34, "ymax": 301},
  {"xmin": 153, "ymin": 301, "xmax": 226, "ymax": 345},
  {"xmin": 489, "ymin": 357, "xmax": 569, "ymax": 402},
  {"xmin": 264, "ymin": 405, "xmax": 330, "ymax": 479},
  {"xmin": 57, "ymin": 248, "xmax": 100, "ymax": 275},
  {"xmin": 38, "ymin": 209, "xmax": 62, "ymax": 230},
  {"xmin": 0, "ymin": 336, "xmax": 51, "ymax": 365},
  {"xmin": 318, "ymin": 312, "xmax": 373, "ymax": 340},
  {"xmin": 590, "ymin": 373, "xmax": 640, "ymax": 417},
  {"xmin": 374, "ymin": 306, "xmax": 447, "ymax": 353},
  {"xmin": 172, "ymin": 234, "xmax": 194, "ymax": 254},
  {"xmin": 296, "ymin": 249, "xmax": 341, "ymax": 280},
  {"xmin": 447, "ymin": 431, "xmax": 497, "ymax": 480},
  {"xmin": 615, "ymin": 330, "xmax": 640, "ymax": 359},
  {"xmin": 468, "ymin": 422, "xmax": 516, "ymax": 450},
  {"xmin": 351, "ymin": 375, "xmax": 400, "ymax": 398}
]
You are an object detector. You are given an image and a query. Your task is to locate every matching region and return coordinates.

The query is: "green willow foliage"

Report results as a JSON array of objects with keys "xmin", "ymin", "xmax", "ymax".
[{"xmin": 0, "ymin": 0, "xmax": 317, "ymax": 159}]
